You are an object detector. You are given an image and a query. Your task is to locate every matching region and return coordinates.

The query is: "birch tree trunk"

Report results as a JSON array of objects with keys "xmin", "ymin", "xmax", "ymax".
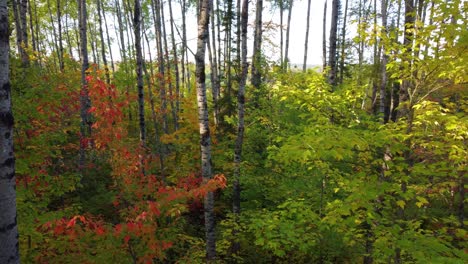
[
  {"xmin": 195, "ymin": 0, "xmax": 216, "ymax": 260},
  {"xmin": 0, "ymin": 1, "xmax": 19, "ymax": 262}
]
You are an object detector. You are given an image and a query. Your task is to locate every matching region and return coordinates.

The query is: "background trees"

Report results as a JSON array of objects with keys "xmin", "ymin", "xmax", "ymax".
[{"xmin": 4, "ymin": 0, "xmax": 467, "ymax": 262}]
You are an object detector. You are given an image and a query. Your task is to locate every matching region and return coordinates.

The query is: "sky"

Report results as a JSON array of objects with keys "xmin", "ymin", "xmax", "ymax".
[{"xmin": 142, "ymin": 0, "xmax": 331, "ymax": 67}]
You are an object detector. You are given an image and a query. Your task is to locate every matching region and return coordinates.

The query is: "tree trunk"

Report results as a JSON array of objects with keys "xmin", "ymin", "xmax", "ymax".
[
  {"xmin": 28, "ymin": 0, "xmax": 37, "ymax": 53},
  {"xmin": 339, "ymin": 0, "xmax": 348, "ymax": 83},
  {"xmin": 143, "ymin": 28, "xmax": 165, "ymax": 175},
  {"xmin": 328, "ymin": 0, "xmax": 339, "ymax": 86},
  {"xmin": 284, "ymin": 0, "xmax": 293, "ymax": 70},
  {"xmin": 168, "ymin": 0, "xmax": 180, "ymax": 130},
  {"xmin": 151, "ymin": 0, "xmax": 168, "ymax": 134},
  {"xmin": 210, "ymin": 0, "xmax": 220, "ymax": 126},
  {"xmin": 133, "ymin": 0, "xmax": 145, "ymax": 147},
  {"xmin": 251, "ymin": 0, "xmax": 263, "ymax": 89},
  {"xmin": 101, "ymin": 0, "xmax": 115, "ymax": 74},
  {"xmin": 0, "ymin": 1, "xmax": 20, "ymax": 262},
  {"xmin": 12, "ymin": 0, "xmax": 22, "ymax": 56},
  {"xmin": 232, "ymin": 0, "xmax": 248, "ymax": 255},
  {"xmin": 57, "ymin": 0, "xmax": 64, "ymax": 71},
  {"xmin": 322, "ymin": 0, "xmax": 327, "ymax": 71},
  {"xmin": 302, "ymin": 0, "xmax": 311, "ymax": 72},
  {"xmin": 397, "ymin": 0, "xmax": 414, "ymax": 121},
  {"xmin": 195, "ymin": 0, "xmax": 216, "ymax": 260},
  {"xmin": 380, "ymin": 0, "xmax": 388, "ymax": 122},
  {"xmin": 280, "ymin": 0, "xmax": 284, "ymax": 67},
  {"xmin": 19, "ymin": 0, "xmax": 29, "ymax": 66},
  {"xmin": 47, "ymin": 0, "xmax": 60, "ymax": 69},
  {"xmin": 97, "ymin": 0, "xmax": 110, "ymax": 83},
  {"xmin": 160, "ymin": 1, "xmax": 178, "ymax": 133},
  {"xmin": 78, "ymin": 0, "xmax": 91, "ymax": 170}
]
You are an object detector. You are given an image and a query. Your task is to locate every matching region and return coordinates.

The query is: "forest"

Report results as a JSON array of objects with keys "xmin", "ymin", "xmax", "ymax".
[{"xmin": 0, "ymin": 0, "xmax": 466, "ymax": 263}]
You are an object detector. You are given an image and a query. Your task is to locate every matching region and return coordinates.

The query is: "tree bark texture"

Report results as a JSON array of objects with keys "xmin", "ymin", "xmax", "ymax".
[
  {"xmin": 195, "ymin": 0, "xmax": 216, "ymax": 260},
  {"xmin": 78, "ymin": 0, "xmax": 91, "ymax": 169},
  {"xmin": 133, "ymin": 0, "xmax": 145, "ymax": 147},
  {"xmin": 328, "ymin": 0, "xmax": 339, "ymax": 86},
  {"xmin": 0, "ymin": 0, "xmax": 20, "ymax": 261},
  {"xmin": 251, "ymin": 0, "xmax": 263, "ymax": 89}
]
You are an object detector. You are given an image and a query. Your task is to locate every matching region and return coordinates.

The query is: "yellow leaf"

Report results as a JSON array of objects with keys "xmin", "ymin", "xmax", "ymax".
[{"xmin": 397, "ymin": 200, "xmax": 406, "ymax": 209}]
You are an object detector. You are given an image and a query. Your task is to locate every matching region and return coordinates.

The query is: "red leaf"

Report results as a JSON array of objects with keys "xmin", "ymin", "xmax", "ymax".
[{"xmin": 66, "ymin": 218, "xmax": 76, "ymax": 228}]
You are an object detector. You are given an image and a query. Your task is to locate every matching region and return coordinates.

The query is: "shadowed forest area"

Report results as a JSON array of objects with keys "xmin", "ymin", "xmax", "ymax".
[{"xmin": 0, "ymin": 0, "xmax": 466, "ymax": 263}]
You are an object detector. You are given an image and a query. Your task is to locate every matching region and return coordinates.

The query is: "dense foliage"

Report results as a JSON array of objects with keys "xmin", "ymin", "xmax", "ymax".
[{"xmin": 4, "ymin": 0, "xmax": 467, "ymax": 263}]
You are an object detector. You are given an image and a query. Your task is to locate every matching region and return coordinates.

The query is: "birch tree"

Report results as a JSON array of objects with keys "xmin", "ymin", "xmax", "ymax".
[
  {"xmin": 195, "ymin": 0, "xmax": 216, "ymax": 260},
  {"xmin": 0, "ymin": 0, "xmax": 20, "ymax": 262}
]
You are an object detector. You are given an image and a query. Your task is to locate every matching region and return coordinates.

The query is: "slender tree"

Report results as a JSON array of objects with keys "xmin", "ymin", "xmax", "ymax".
[
  {"xmin": 328, "ymin": 0, "xmax": 339, "ymax": 86},
  {"xmin": 133, "ymin": 0, "xmax": 145, "ymax": 147},
  {"xmin": 232, "ymin": 0, "xmax": 249, "ymax": 254},
  {"xmin": 19, "ymin": 0, "xmax": 29, "ymax": 66},
  {"xmin": 251, "ymin": 0, "xmax": 263, "ymax": 89},
  {"xmin": 338, "ymin": 0, "xmax": 348, "ymax": 83},
  {"xmin": 97, "ymin": 0, "xmax": 110, "ymax": 83},
  {"xmin": 195, "ymin": 0, "xmax": 216, "ymax": 260},
  {"xmin": 57, "ymin": 0, "xmax": 64, "ymax": 71},
  {"xmin": 284, "ymin": 0, "xmax": 293, "ymax": 70},
  {"xmin": 168, "ymin": 0, "xmax": 180, "ymax": 129},
  {"xmin": 322, "ymin": 0, "xmax": 327, "ymax": 71},
  {"xmin": 78, "ymin": 0, "xmax": 91, "ymax": 169},
  {"xmin": 303, "ymin": 0, "xmax": 311, "ymax": 71},
  {"xmin": 380, "ymin": 0, "xmax": 388, "ymax": 121},
  {"xmin": 0, "ymin": 0, "xmax": 20, "ymax": 262}
]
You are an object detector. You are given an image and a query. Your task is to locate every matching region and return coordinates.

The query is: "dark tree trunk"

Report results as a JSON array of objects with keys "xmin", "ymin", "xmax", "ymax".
[
  {"xmin": 322, "ymin": 0, "xmax": 327, "ymax": 71},
  {"xmin": 19, "ymin": 0, "xmax": 29, "ymax": 66},
  {"xmin": 339, "ymin": 0, "xmax": 348, "ymax": 83},
  {"xmin": 133, "ymin": 0, "xmax": 145, "ymax": 147},
  {"xmin": 78, "ymin": 0, "xmax": 91, "ymax": 169},
  {"xmin": 0, "ymin": 1, "xmax": 20, "ymax": 262},
  {"xmin": 57, "ymin": 0, "xmax": 64, "ymax": 71},
  {"xmin": 251, "ymin": 0, "xmax": 263, "ymax": 89},
  {"xmin": 210, "ymin": 0, "xmax": 220, "ymax": 126},
  {"xmin": 232, "ymin": 0, "xmax": 248, "ymax": 255},
  {"xmin": 328, "ymin": 0, "xmax": 339, "ymax": 86}
]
